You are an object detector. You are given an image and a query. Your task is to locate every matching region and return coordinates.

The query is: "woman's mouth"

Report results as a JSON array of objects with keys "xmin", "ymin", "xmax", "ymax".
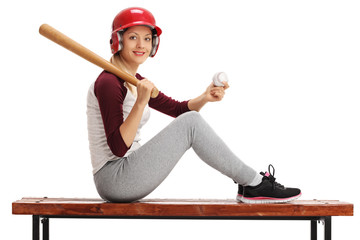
[{"xmin": 133, "ymin": 51, "xmax": 145, "ymax": 56}]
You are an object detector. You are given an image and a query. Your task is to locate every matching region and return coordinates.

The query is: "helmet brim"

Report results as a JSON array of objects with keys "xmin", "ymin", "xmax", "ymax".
[{"xmin": 113, "ymin": 21, "xmax": 162, "ymax": 36}]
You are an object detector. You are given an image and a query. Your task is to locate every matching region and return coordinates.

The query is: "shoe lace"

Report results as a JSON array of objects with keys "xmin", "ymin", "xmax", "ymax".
[{"xmin": 262, "ymin": 164, "xmax": 285, "ymax": 190}]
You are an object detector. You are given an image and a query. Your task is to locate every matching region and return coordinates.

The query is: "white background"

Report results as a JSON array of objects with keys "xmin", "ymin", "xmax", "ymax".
[{"xmin": 1, "ymin": 0, "xmax": 359, "ymax": 239}]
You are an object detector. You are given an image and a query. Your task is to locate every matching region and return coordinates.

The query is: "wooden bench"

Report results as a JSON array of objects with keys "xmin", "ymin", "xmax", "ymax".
[{"xmin": 12, "ymin": 197, "xmax": 353, "ymax": 240}]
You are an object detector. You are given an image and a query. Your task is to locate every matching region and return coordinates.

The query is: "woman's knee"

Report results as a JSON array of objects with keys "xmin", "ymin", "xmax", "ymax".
[
  {"xmin": 178, "ymin": 111, "xmax": 202, "ymax": 123},
  {"xmin": 173, "ymin": 111, "xmax": 207, "ymax": 138}
]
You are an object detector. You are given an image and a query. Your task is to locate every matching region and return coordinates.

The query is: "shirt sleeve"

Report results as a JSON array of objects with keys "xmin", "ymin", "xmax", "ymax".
[
  {"xmin": 149, "ymin": 91, "xmax": 191, "ymax": 117},
  {"xmin": 135, "ymin": 73, "xmax": 191, "ymax": 118},
  {"xmin": 94, "ymin": 71, "xmax": 130, "ymax": 157}
]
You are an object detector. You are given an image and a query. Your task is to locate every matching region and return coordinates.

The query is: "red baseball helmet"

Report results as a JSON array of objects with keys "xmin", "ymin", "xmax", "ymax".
[{"xmin": 110, "ymin": 7, "xmax": 162, "ymax": 57}]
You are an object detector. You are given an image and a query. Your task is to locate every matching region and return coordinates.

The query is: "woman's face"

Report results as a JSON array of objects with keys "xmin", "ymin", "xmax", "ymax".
[{"xmin": 120, "ymin": 25, "xmax": 153, "ymax": 67}]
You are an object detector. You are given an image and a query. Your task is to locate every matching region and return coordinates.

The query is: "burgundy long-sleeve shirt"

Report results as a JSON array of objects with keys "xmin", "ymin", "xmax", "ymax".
[{"xmin": 87, "ymin": 71, "xmax": 190, "ymax": 174}]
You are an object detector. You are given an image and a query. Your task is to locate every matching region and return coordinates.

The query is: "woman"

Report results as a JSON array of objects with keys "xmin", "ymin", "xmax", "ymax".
[{"xmin": 87, "ymin": 7, "xmax": 301, "ymax": 203}]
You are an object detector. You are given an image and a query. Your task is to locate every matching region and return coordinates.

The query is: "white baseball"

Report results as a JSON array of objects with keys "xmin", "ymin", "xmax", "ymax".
[{"xmin": 212, "ymin": 72, "xmax": 229, "ymax": 87}]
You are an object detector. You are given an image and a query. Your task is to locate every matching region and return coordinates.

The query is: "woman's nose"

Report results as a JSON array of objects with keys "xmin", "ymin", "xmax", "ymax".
[{"xmin": 136, "ymin": 39, "xmax": 145, "ymax": 48}]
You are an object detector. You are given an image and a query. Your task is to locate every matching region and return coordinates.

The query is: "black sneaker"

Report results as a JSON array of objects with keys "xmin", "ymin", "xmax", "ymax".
[{"xmin": 236, "ymin": 164, "xmax": 301, "ymax": 204}]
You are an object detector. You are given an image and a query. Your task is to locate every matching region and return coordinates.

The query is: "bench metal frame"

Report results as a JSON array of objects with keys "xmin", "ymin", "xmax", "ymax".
[{"xmin": 32, "ymin": 214, "xmax": 332, "ymax": 240}]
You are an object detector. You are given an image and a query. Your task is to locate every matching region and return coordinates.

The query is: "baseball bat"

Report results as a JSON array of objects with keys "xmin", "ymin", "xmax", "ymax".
[{"xmin": 39, "ymin": 24, "xmax": 159, "ymax": 98}]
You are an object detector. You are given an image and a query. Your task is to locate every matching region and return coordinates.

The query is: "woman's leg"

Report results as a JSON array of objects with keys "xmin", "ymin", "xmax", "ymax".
[{"xmin": 94, "ymin": 111, "xmax": 259, "ymax": 202}]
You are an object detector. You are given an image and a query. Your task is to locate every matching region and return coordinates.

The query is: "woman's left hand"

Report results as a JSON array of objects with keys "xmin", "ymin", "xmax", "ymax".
[
  {"xmin": 205, "ymin": 81, "xmax": 230, "ymax": 102},
  {"xmin": 188, "ymin": 81, "xmax": 230, "ymax": 111}
]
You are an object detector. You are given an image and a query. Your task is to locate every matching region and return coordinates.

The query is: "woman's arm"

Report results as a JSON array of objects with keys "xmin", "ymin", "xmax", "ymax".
[
  {"xmin": 187, "ymin": 92, "xmax": 208, "ymax": 112},
  {"xmin": 119, "ymin": 79, "xmax": 155, "ymax": 147},
  {"xmin": 188, "ymin": 82, "xmax": 229, "ymax": 111},
  {"xmin": 119, "ymin": 102, "xmax": 146, "ymax": 147}
]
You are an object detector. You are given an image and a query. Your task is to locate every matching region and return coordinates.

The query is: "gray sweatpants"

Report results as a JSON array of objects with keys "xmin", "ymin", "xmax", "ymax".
[{"xmin": 94, "ymin": 111, "xmax": 258, "ymax": 202}]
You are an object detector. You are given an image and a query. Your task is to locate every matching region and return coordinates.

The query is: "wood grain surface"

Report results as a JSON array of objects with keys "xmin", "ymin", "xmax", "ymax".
[{"xmin": 12, "ymin": 198, "xmax": 353, "ymax": 217}]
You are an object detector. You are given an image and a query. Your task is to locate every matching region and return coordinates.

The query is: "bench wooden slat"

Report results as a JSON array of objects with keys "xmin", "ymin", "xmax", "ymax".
[{"xmin": 12, "ymin": 198, "xmax": 353, "ymax": 217}]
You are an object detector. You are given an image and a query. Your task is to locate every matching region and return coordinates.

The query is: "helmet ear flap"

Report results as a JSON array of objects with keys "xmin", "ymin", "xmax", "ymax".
[
  {"xmin": 150, "ymin": 34, "xmax": 159, "ymax": 57},
  {"xmin": 110, "ymin": 31, "xmax": 123, "ymax": 54},
  {"xmin": 117, "ymin": 32, "xmax": 123, "ymax": 51}
]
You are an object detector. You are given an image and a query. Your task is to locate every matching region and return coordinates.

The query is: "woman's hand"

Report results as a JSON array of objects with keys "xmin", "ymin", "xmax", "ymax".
[
  {"xmin": 135, "ymin": 78, "xmax": 155, "ymax": 106},
  {"xmin": 188, "ymin": 81, "xmax": 230, "ymax": 111},
  {"xmin": 205, "ymin": 81, "xmax": 230, "ymax": 102}
]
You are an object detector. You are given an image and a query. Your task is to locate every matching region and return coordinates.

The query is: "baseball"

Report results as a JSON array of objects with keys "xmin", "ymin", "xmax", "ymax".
[{"xmin": 212, "ymin": 72, "xmax": 229, "ymax": 87}]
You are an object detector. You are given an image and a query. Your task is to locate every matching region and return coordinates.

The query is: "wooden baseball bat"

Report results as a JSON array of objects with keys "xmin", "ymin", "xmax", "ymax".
[{"xmin": 39, "ymin": 24, "xmax": 159, "ymax": 98}]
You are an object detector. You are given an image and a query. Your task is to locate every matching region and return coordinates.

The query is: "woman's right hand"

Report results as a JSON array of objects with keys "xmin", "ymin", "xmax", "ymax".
[{"xmin": 135, "ymin": 78, "xmax": 155, "ymax": 106}]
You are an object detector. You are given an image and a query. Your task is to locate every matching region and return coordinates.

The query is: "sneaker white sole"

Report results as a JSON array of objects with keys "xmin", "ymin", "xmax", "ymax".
[{"xmin": 236, "ymin": 193, "xmax": 302, "ymax": 204}]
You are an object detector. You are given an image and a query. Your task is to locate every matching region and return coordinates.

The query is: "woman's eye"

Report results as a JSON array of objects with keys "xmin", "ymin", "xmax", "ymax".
[
  {"xmin": 145, "ymin": 37, "xmax": 151, "ymax": 41},
  {"xmin": 130, "ymin": 36, "xmax": 137, "ymax": 40}
]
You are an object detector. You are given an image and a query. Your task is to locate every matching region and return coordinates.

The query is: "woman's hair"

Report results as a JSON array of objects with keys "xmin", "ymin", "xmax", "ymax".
[
  {"xmin": 110, "ymin": 51, "xmax": 124, "ymax": 71},
  {"xmin": 110, "ymin": 52, "xmax": 137, "ymax": 95},
  {"xmin": 110, "ymin": 52, "xmax": 120, "ymax": 65}
]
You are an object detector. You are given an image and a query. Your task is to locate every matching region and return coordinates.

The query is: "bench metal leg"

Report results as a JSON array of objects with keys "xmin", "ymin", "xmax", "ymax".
[
  {"xmin": 42, "ymin": 217, "xmax": 49, "ymax": 240},
  {"xmin": 324, "ymin": 217, "xmax": 331, "ymax": 240},
  {"xmin": 33, "ymin": 216, "xmax": 50, "ymax": 240},
  {"xmin": 311, "ymin": 220, "xmax": 317, "ymax": 240},
  {"xmin": 33, "ymin": 215, "xmax": 40, "ymax": 240},
  {"xmin": 312, "ymin": 217, "xmax": 332, "ymax": 240}
]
